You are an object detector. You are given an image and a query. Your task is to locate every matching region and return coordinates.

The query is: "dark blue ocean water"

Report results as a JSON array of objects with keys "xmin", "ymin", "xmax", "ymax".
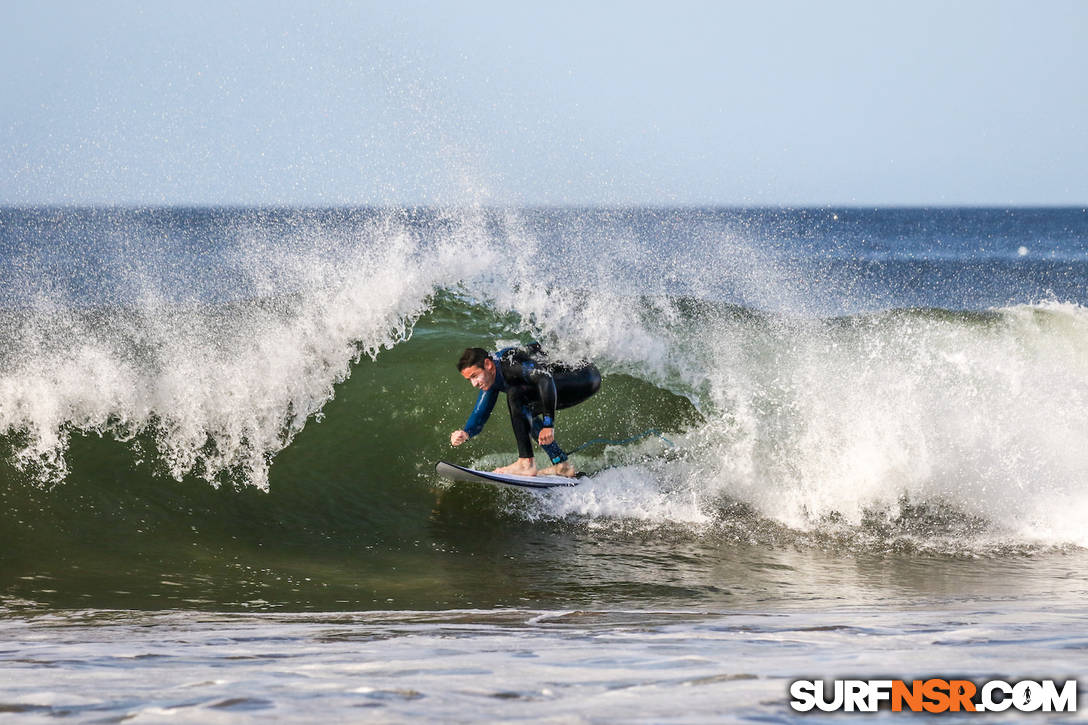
[
  {"xmin": 1, "ymin": 207, "xmax": 1085, "ymax": 311},
  {"xmin": 528, "ymin": 207, "xmax": 1088, "ymax": 313}
]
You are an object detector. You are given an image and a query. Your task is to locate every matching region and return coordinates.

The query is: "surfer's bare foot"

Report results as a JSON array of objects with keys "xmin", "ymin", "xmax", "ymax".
[
  {"xmin": 538, "ymin": 462, "xmax": 577, "ymax": 478},
  {"xmin": 494, "ymin": 459, "xmax": 537, "ymax": 476}
]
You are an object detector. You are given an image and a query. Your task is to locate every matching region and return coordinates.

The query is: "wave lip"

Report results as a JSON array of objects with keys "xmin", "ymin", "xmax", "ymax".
[
  {"xmin": 0, "ymin": 209, "xmax": 500, "ymax": 489},
  {"xmin": 1, "ymin": 207, "xmax": 1086, "ymax": 554}
]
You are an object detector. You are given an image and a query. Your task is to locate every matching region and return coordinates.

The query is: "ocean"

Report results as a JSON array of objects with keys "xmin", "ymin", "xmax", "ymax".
[{"xmin": 1, "ymin": 206, "xmax": 1086, "ymax": 721}]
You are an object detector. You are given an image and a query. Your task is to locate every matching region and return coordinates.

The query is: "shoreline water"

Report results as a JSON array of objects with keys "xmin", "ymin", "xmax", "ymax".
[{"xmin": 3, "ymin": 598, "xmax": 1086, "ymax": 723}]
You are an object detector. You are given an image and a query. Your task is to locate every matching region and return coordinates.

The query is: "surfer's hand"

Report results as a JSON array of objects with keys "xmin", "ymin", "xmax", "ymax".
[
  {"xmin": 538, "ymin": 427, "xmax": 555, "ymax": 445},
  {"xmin": 450, "ymin": 430, "xmax": 469, "ymax": 447}
]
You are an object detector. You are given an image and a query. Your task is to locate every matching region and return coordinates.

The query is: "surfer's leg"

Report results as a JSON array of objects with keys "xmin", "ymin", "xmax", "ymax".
[
  {"xmin": 506, "ymin": 386, "xmax": 536, "ymax": 459},
  {"xmin": 536, "ymin": 365, "xmax": 598, "ymax": 478},
  {"xmin": 553, "ymin": 363, "xmax": 601, "ymax": 410},
  {"xmin": 530, "ymin": 417, "xmax": 576, "ymax": 476},
  {"xmin": 531, "ymin": 416, "xmax": 568, "ymax": 464},
  {"xmin": 494, "ymin": 457, "xmax": 537, "ymax": 475},
  {"xmin": 536, "ymin": 460, "xmax": 576, "ymax": 477},
  {"xmin": 498, "ymin": 384, "xmax": 538, "ymax": 475},
  {"xmin": 499, "ymin": 367, "xmax": 598, "ymax": 478},
  {"xmin": 537, "ymin": 463, "xmax": 576, "ymax": 476}
]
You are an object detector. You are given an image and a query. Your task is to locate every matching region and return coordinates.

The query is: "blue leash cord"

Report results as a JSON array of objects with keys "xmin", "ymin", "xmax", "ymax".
[{"xmin": 568, "ymin": 428, "xmax": 674, "ymax": 456}]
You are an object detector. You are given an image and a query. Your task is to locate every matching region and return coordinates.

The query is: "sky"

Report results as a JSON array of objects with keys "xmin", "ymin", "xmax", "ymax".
[{"xmin": 2, "ymin": 0, "xmax": 1086, "ymax": 206}]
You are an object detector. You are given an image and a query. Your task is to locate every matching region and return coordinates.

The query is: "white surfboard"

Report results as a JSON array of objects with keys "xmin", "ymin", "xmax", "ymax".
[{"xmin": 435, "ymin": 461, "xmax": 582, "ymax": 489}]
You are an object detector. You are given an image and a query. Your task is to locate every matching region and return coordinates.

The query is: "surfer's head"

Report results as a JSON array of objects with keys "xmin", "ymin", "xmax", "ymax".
[{"xmin": 458, "ymin": 347, "xmax": 496, "ymax": 391}]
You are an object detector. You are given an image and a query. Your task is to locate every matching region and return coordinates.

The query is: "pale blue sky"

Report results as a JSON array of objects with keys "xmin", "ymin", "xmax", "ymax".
[{"xmin": 2, "ymin": 0, "xmax": 1086, "ymax": 206}]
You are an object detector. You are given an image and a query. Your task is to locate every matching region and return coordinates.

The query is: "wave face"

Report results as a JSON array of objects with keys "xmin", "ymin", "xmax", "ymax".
[{"xmin": 1, "ymin": 207, "xmax": 1087, "ymax": 610}]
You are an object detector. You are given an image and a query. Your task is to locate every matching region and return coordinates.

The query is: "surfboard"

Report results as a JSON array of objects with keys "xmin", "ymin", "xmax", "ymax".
[{"xmin": 435, "ymin": 461, "xmax": 583, "ymax": 489}]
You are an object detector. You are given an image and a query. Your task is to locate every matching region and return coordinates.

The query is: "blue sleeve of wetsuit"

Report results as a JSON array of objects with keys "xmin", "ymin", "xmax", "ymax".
[{"xmin": 463, "ymin": 387, "xmax": 499, "ymax": 437}]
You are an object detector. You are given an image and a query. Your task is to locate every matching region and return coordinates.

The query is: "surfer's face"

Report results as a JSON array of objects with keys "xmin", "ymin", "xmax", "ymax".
[{"xmin": 461, "ymin": 360, "xmax": 496, "ymax": 390}]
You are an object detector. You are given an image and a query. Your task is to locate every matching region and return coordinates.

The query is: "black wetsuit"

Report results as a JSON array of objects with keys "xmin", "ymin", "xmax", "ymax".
[{"xmin": 462, "ymin": 344, "xmax": 601, "ymax": 463}]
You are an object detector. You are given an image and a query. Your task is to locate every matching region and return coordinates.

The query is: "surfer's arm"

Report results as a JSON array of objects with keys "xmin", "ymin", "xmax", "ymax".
[
  {"xmin": 520, "ymin": 367, "xmax": 558, "ymax": 444},
  {"xmin": 462, "ymin": 388, "xmax": 499, "ymax": 438},
  {"xmin": 530, "ymin": 368, "xmax": 559, "ymax": 428},
  {"xmin": 507, "ymin": 349, "xmax": 560, "ymax": 442}
]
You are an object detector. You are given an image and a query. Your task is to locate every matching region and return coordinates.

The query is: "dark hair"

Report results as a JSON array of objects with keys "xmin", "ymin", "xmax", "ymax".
[{"xmin": 457, "ymin": 347, "xmax": 489, "ymax": 371}]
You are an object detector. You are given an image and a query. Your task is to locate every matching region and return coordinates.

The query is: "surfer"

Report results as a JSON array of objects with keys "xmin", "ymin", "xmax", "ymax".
[{"xmin": 449, "ymin": 343, "xmax": 601, "ymax": 477}]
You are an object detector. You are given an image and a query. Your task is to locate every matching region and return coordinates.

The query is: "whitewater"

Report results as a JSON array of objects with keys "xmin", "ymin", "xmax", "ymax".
[{"xmin": 1, "ymin": 206, "xmax": 1087, "ymax": 721}]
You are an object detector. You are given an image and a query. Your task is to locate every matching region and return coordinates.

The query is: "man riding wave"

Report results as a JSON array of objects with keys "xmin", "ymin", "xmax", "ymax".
[{"xmin": 450, "ymin": 343, "xmax": 601, "ymax": 477}]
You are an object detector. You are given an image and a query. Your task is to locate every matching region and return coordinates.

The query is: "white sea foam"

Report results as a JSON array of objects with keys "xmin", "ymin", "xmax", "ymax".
[
  {"xmin": 2, "ymin": 604, "xmax": 1085, "ymax": 723},
  {"xmin": 2, "ymin": 209, "xmax": 1087, "ymax": 550},
  {"xmin": 0, "ymin": 209, "xmax": 497, "ymax": 489},
  {"xmin": 432, "ymin": 210, "xmax": 1088, "ymax": 548},
  {"xmin": 526, "ymin": 296, "xmax": 1088, "ymax": 548}
]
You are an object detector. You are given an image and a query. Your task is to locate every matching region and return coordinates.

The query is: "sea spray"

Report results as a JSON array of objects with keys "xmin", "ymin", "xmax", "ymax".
[
  {"xmin": 526, "ymin": 301, "xmax": 1088, "ymax": 549},
  {"xmin": 0, "ymin": 208, "xmax": 501, "ymax": 488},
  {"xmin": 1, "ymin": 207, "xmax": 1087, "ymax": 552}
]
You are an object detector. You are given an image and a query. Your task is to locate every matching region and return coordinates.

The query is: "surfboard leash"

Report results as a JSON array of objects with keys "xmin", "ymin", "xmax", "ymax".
[{"xmin": 567, "ymin": 428, "xmax": 674, "ymax": 456}]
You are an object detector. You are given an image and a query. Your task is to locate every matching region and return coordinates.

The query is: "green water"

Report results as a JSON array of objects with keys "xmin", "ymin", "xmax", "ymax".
[{"xmin": 0, "ymin": 304, "xmax": 700, "ymax": 612}]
